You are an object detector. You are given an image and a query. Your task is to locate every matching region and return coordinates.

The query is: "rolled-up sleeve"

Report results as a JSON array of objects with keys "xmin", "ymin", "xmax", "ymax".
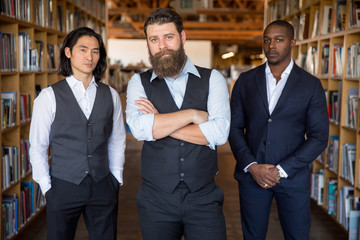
[
  {"xmin": 199, "ymin": 70, "xmax": 231, "ymax": 149},
  {"xmin": 125, "ymin": 73, "xmax": 156, "ymax": 141}
]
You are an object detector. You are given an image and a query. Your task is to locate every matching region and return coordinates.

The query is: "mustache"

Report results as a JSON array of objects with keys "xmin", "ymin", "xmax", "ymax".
[{"xmin": 153, "ymin": 49, "xmax": 176, "ymax": 58}]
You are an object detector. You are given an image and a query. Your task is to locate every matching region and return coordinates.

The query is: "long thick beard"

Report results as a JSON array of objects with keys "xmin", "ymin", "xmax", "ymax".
[{"xmin": 149, "ymin": 44, "xmax": 186, "ymax": 79}]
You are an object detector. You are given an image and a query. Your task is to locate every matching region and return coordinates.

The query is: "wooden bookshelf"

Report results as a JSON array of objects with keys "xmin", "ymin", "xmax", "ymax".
[
  {"xmin": 0, "ymin": 0, "xmax": 107, "ymax": 239},
  {"xmin": 265, "ymin": 0, "xmax": 360, "ymax": 235}
]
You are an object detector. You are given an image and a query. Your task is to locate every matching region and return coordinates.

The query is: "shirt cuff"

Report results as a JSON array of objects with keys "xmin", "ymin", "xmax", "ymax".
[
  {"xmin": 110, "ymin": 169, "xmax": 123, "ymax": 186},
  {"xmin": 244, "ymin": 162, "xmax": 257, "ymax": 173},
  {"xmin": 39, "ymin": 179, "xmax": 51, "ymax": 195},
  {"xmin": 276, "ymin": 165, "xmax": 288, "ymax": 178},
  {"xmin": 198, "ymin": 120, "xmax": 223, "ymax": 150},
  {"xmin": 139, "ymin": 113, "xmax": 155, "ymax": 141}
]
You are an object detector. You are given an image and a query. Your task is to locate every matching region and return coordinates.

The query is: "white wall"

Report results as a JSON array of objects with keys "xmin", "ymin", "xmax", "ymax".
[{"xmin": 108, "ymin": 39, "xmax": 212, "ymax": 68}]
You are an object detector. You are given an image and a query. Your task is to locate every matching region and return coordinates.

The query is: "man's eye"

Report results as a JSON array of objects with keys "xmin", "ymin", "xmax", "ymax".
[
  {"xmin": 264, "ymin": 40, "xmax": 270, "ymax": 44},
  {"xmin": 150, "ymin": 39, "xmax": 158, "ymax": 43}
]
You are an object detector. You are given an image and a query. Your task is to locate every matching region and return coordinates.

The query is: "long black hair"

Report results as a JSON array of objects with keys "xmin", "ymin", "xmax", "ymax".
[{"xmin": 58, "ymin": 27, "xmax": 107, "ymax": 81}]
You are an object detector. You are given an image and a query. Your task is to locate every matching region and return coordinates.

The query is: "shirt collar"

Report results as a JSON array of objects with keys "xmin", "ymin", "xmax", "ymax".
[
  {"xmin": 150, "ymin": 56, "xmax": 200, "ymax": 82},
  {"xmin": 265, "ymin": 59, "xmax": 294, "ymax": 77},
  {"xmin": 66, "ymin": 75, "xmax": 98, "ymax": 88}
]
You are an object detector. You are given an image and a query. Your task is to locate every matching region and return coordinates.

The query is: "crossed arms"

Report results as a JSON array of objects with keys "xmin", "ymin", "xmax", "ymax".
[
  {"xmin": 135, "ymin": 97, "xmax": 209, "ymax": 145},
  {"xmin": 125, "ymin": 70, "xmax": 230, "ymax": 148}
]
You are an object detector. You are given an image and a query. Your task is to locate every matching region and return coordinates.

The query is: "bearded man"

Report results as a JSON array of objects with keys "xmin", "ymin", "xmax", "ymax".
[{"xmin": 125, "ymin": 8, "xmax": 230, "ymax": 240}]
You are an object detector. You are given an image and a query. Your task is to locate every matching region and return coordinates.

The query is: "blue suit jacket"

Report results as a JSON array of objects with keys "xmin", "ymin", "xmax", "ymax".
[{"xmin": 229, "ymin": 63, "xmax": 329, "ymax": 188}]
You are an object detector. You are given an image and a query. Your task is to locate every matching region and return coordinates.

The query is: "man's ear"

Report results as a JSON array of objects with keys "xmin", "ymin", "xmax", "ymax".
[
  {"xmin": 64, "ymin": 47, "xmax": 71, "ymax": 58},
  {"xmin": 290, "ymin": 39, "xmax": 296, "ymax": 48},
  {"xmin": 180, "ymin": 30, "xmax": 186, "ymax": 45}
]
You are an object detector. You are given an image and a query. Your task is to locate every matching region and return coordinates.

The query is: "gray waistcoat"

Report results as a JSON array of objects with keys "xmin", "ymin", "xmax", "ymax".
[
  {"xmin": 140, "ymin": 66, "xmax": 218, "ymax": 193},
  {"xmin": 49, "ymin": 80, "xmax": 113, "ymax": 184}
]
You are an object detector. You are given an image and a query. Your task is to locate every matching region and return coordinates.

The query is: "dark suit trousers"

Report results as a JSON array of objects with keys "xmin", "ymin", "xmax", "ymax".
[
  {"xmin": 45, "ymin": 174, "xmax": 119, "ymax": 240},
  {"xmin": 238, "ymin": 174, "xmax": 311, "ymax": 240},
  {"xmin": 136, "ymin": 181, "xmax": 227, "ymax": 240}
]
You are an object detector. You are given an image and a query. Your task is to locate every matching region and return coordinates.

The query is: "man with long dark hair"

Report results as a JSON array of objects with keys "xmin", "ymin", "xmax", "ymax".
[
  {"xmin": 29, "ymin": 27, "xmax": 126, "ymax": 240},
  {"xmin": 126, "ymin": 8, "xmax": 230, "ymax": 240}
]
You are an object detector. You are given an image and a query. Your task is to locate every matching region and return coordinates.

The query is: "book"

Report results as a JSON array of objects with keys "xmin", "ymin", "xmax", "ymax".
[
  {"xmin": 327, "ymin": 178, "xmax": 338, "ymax": 216},
  {"xmin": 1, "ymin": 91, "xmax": 17, "ymax": 129},
  {"xmin": 321, "ymin": 5, "xmax": 332, "ymax": 35},
  {"xmin": 348, "ymin": 210, "xmax": 360, "ymax": 240},
  {"xmin": 311, "ymin": 9, "xmax": 320, "ymax": 38}
]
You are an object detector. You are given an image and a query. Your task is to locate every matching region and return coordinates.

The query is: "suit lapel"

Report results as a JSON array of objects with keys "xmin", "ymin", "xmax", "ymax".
[
  {"xmin": 255, "ymin": 64, "xmax": 270, "ymax": 115},
  {"xmin": 271, "ymin": 64, "xmax": 300, "ymax": 117}
]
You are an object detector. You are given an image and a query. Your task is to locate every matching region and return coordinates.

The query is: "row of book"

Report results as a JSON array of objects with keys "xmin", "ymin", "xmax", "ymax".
[
  {"xmin": 18, "ymin": 32, "xmax": 39, "ymax": 72},
  {"xmin": 269, "ymin": 0, "xmax": 360, "ymax": 39},
  {"xmin": 0, "ymin": 0, "xmax": 31, "ymax": 22},
  {"xmin": 1, "ymin": 0, "xmax": 105, "ymax": 34},
  {"xmin": 20, "ymin": 93, "xmax": 32, "ymax": 124},
  {"xmin": 2, "ymin": 140, "xmax": 31, "ymax": 190},
  {"xmin": 0, "ymin": 31, "xmax": 63, "ymax": 72},
  {"xmin": 0, "ymin": 32, "xmax": 17, "ymax": 72},
  {"xmin": 2, "ymin": 182, "xmax": 46, "ymax": 240},
  {"xmin": 341, "ymin": 143, "xmax": 356, "ymax": 185},
  {"xmin": 1, "ymin": 91, "xmax": 32, "ymax": 130},
  {"xmin": 298, "ymin": 41, "xmax": 360, "ymax": 79},
  {"xmin": 311, "ymin": 176, "xmax": 360, "ymax": 238},
  {"xmin": 74, "ymin": 0, "xmax": 105, "ymax": 19},
  {"xmin": 349, "ymin": 0, "xmax": 360, "ymax": 28},
  {"xmin": 327, "ymin": 82, "xmax": 342, "ymax": 124},
  {"xmin": 347, "ymin": 43, "xmax": 360, "ymax": 79},
  {"xmin": 2, "ymin": 146, "xmax": 19, "ymax": 191},
  {"xmin": 1, "ymin": 91, "xmax": 17, "ymax": 130},
  {"xmin": 345, "ymin": 88, "xmax": 359, "ymax": 129},
  {"xmin": 326, "ymin": 137, "xmax": 360, "ymax": 186}
]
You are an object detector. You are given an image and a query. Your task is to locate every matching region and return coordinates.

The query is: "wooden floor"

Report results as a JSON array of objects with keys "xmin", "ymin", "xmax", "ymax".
[{"xmin": 18, "ymin": 139, "xmax": 347, "ymax": 240}]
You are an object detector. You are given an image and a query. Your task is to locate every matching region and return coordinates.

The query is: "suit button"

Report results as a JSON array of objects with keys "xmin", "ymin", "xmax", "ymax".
[
  {"xmin": 88, "ymin": 139, "xmax": 92, "ymax": 142},
  {"xmin": 88, "ymin": 154, "xmax": 92, "ymax": 158},
  {"xmin": 180, "ymin": 142, "xmax": 184, "ymax": 146},
  {"xmin": 85, "ymin": 170, "xmax": 89, "ymax": 174},
  {"xmin": 180, "ymin": 173, "xmax": 184, "ymax": 177},
  {"xmin": 180, "ymin": 158, "xmax": 184, "ymax": 162},
  {"xmin": 268, "ymin": 119, "xmax": 272, "ymax": 123}
]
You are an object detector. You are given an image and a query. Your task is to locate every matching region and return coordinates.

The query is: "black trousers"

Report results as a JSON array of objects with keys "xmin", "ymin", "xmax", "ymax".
[
  {"xmin": 238, "ymin": 174, "xmax": 311, "ymax": 240},
  {"xmin": 136, "ymin": 180, "xmax": 227, "ymax": 240},
  {"xmin": 45, "ymin": 174, "xmax": 119, "ymax": 240}
]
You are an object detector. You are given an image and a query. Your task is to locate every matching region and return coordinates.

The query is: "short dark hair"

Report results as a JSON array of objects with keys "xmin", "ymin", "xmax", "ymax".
[
  {"xmin": 58, "ymin": 27, "xmax": 107, "ymax": 82},
  {"xmin": 264, "ymin": 20, "xmax": 294, "ymax": 40},
  {"xmin": 144, "ymin": 8, "xmax": 184, "ymax": 38}
]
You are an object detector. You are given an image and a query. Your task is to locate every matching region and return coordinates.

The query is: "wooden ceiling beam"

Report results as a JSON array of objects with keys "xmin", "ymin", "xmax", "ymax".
[
  {"xmin": 116, "ymin": 21, "xmax": 262, "ymax": 31},
  {"xmin": 196, "ymin": 8, "xmax": 263, "ymax": 16},
  {"xmin": 185, "ymin": 29, "xmax": 263, "ymax": 36},
  {"xmin": 108, "ymin": 7, "xmax": 263, "ymax": 16}
]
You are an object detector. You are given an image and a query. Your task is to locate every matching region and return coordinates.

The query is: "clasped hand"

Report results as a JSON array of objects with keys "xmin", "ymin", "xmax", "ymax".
[{"xmin": 248, "ymin": 164, "xmax": 280, "ymax": 189}]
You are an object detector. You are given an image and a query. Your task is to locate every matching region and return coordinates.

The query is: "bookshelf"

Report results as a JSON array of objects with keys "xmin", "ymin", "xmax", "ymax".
[
  {"xmin": 265, "ymin": 0, "xmax": 360, "ymax": 236},
  {"xmin": 0, "ymin": 0, "xmax": 107, "ymax": 239}
]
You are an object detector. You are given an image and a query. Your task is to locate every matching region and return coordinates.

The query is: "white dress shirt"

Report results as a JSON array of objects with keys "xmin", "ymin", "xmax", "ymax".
[
  {"xmin": 126, "ymin": 56, "xmax": 231, "ymax": 149},
  {"xmin": 29, "ymin": 75, "xmax": 126, "ymax": 194},
  {"xmin": 244, "ymin": 60, "xmax": 294, "ymax": 177}
]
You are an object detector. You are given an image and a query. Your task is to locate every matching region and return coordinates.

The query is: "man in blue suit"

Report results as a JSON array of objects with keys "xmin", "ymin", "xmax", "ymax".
[{"xmin": 229, "ymin": 20, "xmax": 329, "ymax": 240}]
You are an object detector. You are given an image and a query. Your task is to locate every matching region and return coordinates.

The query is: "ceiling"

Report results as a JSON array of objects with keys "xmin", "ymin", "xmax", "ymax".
[{"xmin": 107, "ymin": 0, "xmax": 265, "ymax": 50}]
